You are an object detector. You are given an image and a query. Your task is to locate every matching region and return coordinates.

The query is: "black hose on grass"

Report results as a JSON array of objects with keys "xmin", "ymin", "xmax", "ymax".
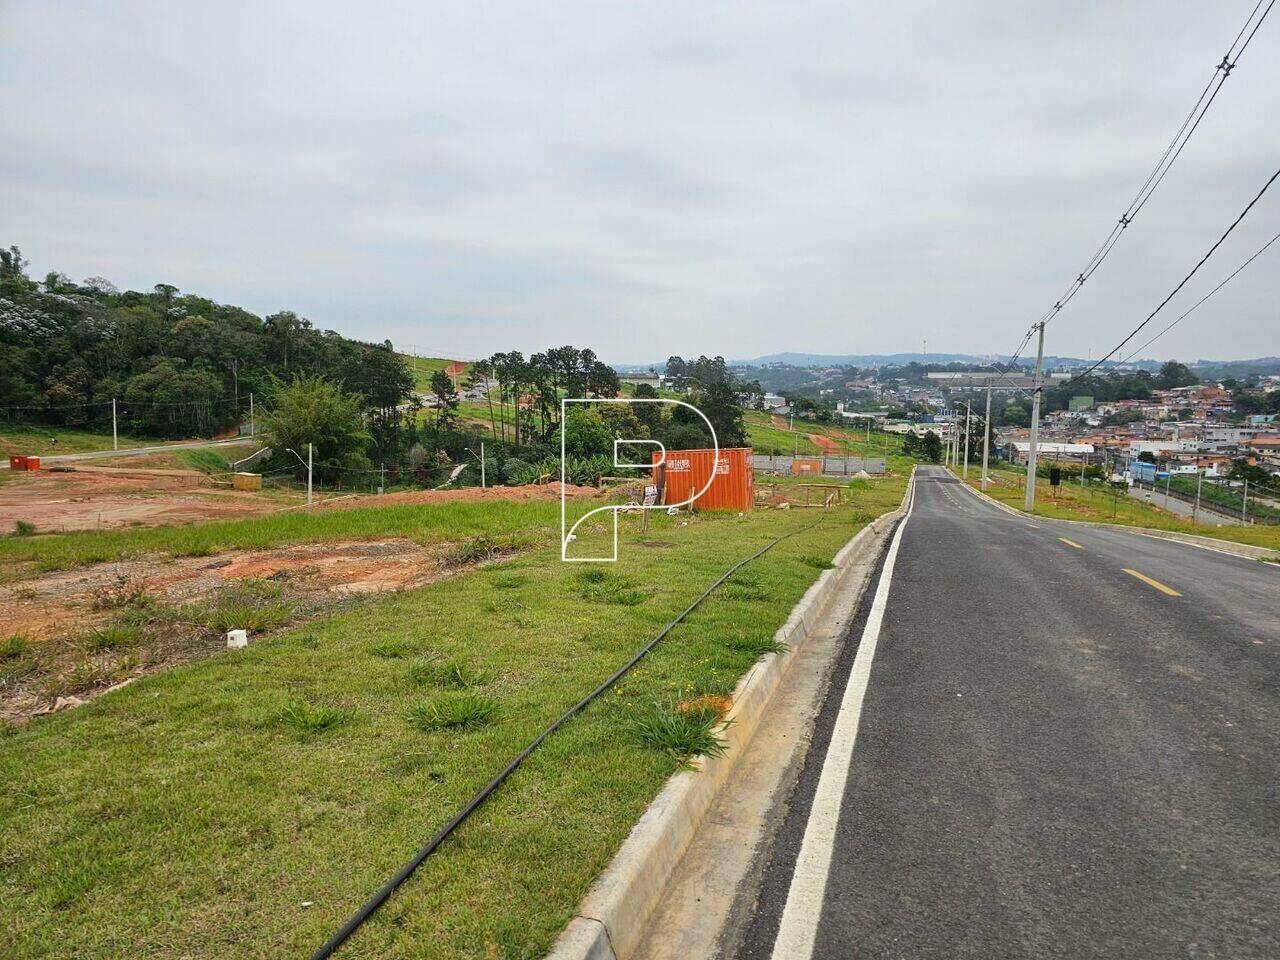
[{"xmin": 309, "ymin": 515, "xmax": 830, "ymax": 959}]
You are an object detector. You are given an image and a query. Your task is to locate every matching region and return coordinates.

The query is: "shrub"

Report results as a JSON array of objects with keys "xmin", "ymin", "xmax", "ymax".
[
  {"xmin": 280, "ymin": 700, "xmax": 354, "ymax": 736},
  {"xmin": 624, "ymin": 702, "xmax": 727, "ymax": 760},
  {"xmin": 406, "ymin": 692, "xmax": 498, "ymax": 732},
  {"xmin": 500, "ymin": 457, "xmax": 531, "ymax": 484},
  {"xmin": 12, "ymin": 520, "xmax": 36, "ymax": 537}
]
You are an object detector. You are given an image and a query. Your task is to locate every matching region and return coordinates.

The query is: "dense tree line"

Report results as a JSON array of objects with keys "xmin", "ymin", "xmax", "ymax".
[{"xmin": 0, "ymin": 246, "xmax": 416, "ymax": 461}]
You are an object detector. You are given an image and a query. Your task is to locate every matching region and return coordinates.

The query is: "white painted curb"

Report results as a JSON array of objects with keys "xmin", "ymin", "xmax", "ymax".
[
  {"xmin": 545, "ymin": 471, "xmax": 916, "ymax": 960},
  {"xmin": 952, "ymin": 469, "xmax": 1279, "ymax": 562}
]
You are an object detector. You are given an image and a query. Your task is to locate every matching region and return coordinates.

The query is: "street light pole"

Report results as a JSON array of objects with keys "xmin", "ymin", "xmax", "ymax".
[
  {"xmin": 1024, "ymin": 321, "xmax": 1045, "ymax": 512},
  {"xmin": 112, "ymin": 398, "xmax": 118, "ymax": 451},
  {"xmin": 962, "ymin": 401, "xmax": 972, "ymax": 480},
  {"xmin": 307, "ymin": 443, "xmax": 313, "ymax": 506}
]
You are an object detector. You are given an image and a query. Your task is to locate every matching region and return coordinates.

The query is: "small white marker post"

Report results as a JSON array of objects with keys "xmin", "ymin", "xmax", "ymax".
[{"xmin": 226, "ymin": 629, "xmax": 248, "ymax": 649}]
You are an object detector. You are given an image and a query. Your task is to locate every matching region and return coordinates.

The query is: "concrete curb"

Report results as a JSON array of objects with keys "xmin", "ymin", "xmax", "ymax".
[
  {"xmin": 951, "ymin": 469, "xmax": 1279, "ymax": 563},
  {"xmin": 545, "ymin": 471, "xmax": 916, "ymax": 960}
]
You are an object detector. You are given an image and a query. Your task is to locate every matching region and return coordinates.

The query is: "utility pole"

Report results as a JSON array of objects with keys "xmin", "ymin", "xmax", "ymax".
[
  {"xmin": 962, "ymin": 401, "xmax": 972, "ymax": 480},
  {"xmin": 112, "ymin": 398, "xmax": 118, "ymax": 451},
  {"xmin": 1242, "ymin": 478, "xmax": 1248, "ymax": 523},
  {"xmin": 1024, "ymin": 321, "xmax": 1045, "ymax": 512},
  {"xmin": 379, "ymin": 462, "xmax": 385, "ymax": 495},
  {"xmin": 307, "ymin": 443, "xmax": 313, "ymax": 507},
  {"xmin": 981, "ymin": 384, "xmax": 992, "ymax": 490},
  {"xmin": 1165, "ymin": 468, "xmax": 1172, "ymax": 506},
  {"xmin": 1080, "ymin": 451, "xmax": 1087, "ymax": 487},
  {"xmin": 480, "ymin": 441, "xmax": 486, "ymax": 489},
  {"xmin": 1193, "ymin": 460, "xmax": 1203, "ymax": 523},
  {"xmin": 249, "ymin": 393, "xmax": 255, "ymax": 437}
]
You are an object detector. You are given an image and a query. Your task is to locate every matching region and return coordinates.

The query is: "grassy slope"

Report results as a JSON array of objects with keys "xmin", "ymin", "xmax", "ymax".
[
  {"xmin": 399, "ymin": 355, "xmax": 471, "ymax": 394},
  {"xmin": 966, "ymin": 465, "xmax": 1280, "ymax": 554},
  {"xmin": 743, "ymin": 410, "xmax": 904, "ymax": 459},
  {"xmin": 0, "ymin": 426, "xmax": 158, "ymax": 458},
  {"xmin": 0, "ymin": 475, "xmax": 907, "ymax": 960}
]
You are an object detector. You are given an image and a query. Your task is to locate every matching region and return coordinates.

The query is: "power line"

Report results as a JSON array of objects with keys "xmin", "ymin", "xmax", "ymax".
[
  {"xmin": 1117, "ymin": 226, "xmax": 1280, "ymax": 364},
  {"xmin": 999, "ymin": 0, "xmax": 1274, "ymax": 365},
  {"xmin": 1065, "ymin": 164, "xmax": 1280, "ymax": 388}
]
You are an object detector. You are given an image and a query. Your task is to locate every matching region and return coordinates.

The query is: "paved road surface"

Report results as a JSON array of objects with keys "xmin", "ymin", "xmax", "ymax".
[
  {"xmin": 738, "ymin": 465, "xmax": 1279, "ymax": 959},
  {"xmin": 0, "ymin": 436, "xmax": 258, "ymax": 469}
]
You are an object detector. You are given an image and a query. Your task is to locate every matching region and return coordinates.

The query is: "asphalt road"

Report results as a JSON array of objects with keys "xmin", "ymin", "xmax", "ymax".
[{"xmin": 737, "ymin": 465, "xmax": 1280, "ymax": 959}]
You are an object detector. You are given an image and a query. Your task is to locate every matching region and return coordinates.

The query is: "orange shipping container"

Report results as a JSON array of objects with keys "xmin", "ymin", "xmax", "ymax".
[
  {"xmin": 652, "ymin": 447, "xmax": 754, "ymax": 512},
  {"xmin": 24, "ymin": 456, "xmax": 40, "ymax": 471},
  {"xmin": 9, "ymin": 456, "xmax": 27, "ymax": 471}
]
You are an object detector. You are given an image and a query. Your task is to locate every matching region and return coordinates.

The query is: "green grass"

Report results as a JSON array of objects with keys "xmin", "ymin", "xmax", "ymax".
[
  {"xmin": 398, "ymin": 354, "xmax": 471, "ymax": 393},
  {"xmin": 178, "ymin": 448, "xmax": 233, "ymax": 474},
  {"xmin": 0, "ymin": 498, "xmax": 564, "ymax": 581},
  {"xmin": 966, "ymin": 466, "xmax": 1280, "ymax": 555},
  {"xmin": 408, "ymin": 659, "xmax": 490, "ymax": 689},
  {"xmin": 0, "ymin": 425, "xmax": 160, "ymax": 458},
  {"xmin": 0, "ymin": 473, "xmax": 907, "ymax": 959},
  {"xmin": 743, "ymin": 410, "xmax": 905, "ymax": 460}
]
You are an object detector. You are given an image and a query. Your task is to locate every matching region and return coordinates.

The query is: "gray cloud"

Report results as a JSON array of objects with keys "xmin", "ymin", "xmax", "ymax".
[{"xmin": 2, "ymin": 0, "xmax": 1277, "ymax": 363}]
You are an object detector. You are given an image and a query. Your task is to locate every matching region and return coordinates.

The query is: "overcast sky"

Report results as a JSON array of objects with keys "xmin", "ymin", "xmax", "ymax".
[{"xmin": 2, "ymin": 1, "xmax": 1277, "ymax": 364}]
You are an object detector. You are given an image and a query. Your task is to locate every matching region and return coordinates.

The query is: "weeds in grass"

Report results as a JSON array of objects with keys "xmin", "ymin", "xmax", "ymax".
[
  {"xmin": 624, "ymin": 702, "xmax": 727, "ymax": 760},
  {"xmin": 89, "ymin": 576, "xmax": 151, "ymax": 611},
  {"xmin": 576, "ymin": 568, "xmax": 648, "ymax": 606},
  {"xmin": 203, "ymin": 601, "xmax": 289, "ymax": 634},
  {"xmin": 798, "ymin": 554, "xmax": 835, "ymax": 569},
  {"xmin": 1, "ymin": 634, "xmax": 31, "ymax": 661},
  {"xmin": 406, "ymin": 692, "xmax": 498, "ymax": 731},
  {"xmin": 444, "ymin": 534, "xmax": 525, "ymax": 566},
  {"xmin": 723, "ymin": 634, "xmax": 789, "ymax": 658},
  {"xmin": 12, "ymin": 520, "xmax": 36, "ymax": 537},
  {"xmin": 370, "ymin": 638, "xmax": 423, "ymax": 659},
  {"xmin": 80, "ymin": 625, "xmax": 142, "ymax": 652},
  {"xmin": 1, "ymin": 655, "xmax": 38, "ymax": 688},
  {"xmin": 408, "ymin": 659, "xmax": 489, "ymax": 688},
  {"xmin": 279, "ymin": 700, "xmax": 355, "ymax": 737},
  {"xmin": 491, "ymin": 571, "xmax": 528, "ymax": 589},
  {"xmin": 720, "ymin": 581, "xmax": 768, "ymax": 601},
  {"xmin": 51, "ymin": 655, "xmax": 137, "ymax": 697}
]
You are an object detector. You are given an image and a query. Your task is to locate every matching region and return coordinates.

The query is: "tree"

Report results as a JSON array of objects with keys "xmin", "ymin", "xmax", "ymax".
[
  {"xmin": 1000, "ymin": 403, "xmax": 1030, "ymax": 427},
  {"xmin": 429, "ymin": 369, "xmax": 460, "ymax": 431},
  {"xmin": 563, "ymin": 408, "xmax": 612, "ymax": 458},
  {"xmin": 262, "ymin": 375, "xmax": 371, "ymax": 484},
  {"xmin": 920, "ymin": 430, "xmax": 943, "ymax": 463},
  {"xmin": 1155, "ymin": 361, "xmax": 1197, "ymax": 390},
  {"xmin": 587, "ymin": 360, "xmax": 620, "ymax": 397}
]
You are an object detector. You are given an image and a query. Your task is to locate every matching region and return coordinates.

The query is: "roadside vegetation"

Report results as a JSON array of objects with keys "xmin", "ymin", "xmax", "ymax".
[
  {"xmin": 0, "ymin": 472, "xmax": 907, "ymax": 960},
  {"xmin": 964, "ymin": 464, "xmax": 1280, "ymax": 555}
]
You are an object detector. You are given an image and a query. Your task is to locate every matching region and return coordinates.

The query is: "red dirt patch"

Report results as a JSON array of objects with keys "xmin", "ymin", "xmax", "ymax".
[{"xmin": 809, "ymin": 433, "xmax": 841, "ymax": 453}]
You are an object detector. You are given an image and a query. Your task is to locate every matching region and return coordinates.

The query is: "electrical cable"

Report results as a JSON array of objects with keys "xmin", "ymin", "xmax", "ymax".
[
  {"xmin": 308, "ymin": 508, "xmax": 862, "ymax": 959},
  {"xmin": 995, "ymin": 0, "xmax": 1274, "ymax": 364},
  {"xmin": 1066, "ymin": 164, "xmax": 1280, "ymax": 388},
  {"xmin": 1117, "ymin": 226, "xmax": 1280, "ymax": 365}
]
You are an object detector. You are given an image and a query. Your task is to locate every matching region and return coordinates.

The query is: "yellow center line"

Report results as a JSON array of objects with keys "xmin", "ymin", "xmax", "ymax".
[
  {"xmin": 1122, "ymin": 568, "xmax": 1182, "ymax": 597},
  {"xmin": 1058, "ymin": 537, "xmax": 1084, "ymax": 549}
]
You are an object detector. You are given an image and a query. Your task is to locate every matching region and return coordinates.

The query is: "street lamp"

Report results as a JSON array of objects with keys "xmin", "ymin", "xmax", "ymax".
[{"xmin": 285, "ymin": 443, "xmax": 313, "ymax": 506}]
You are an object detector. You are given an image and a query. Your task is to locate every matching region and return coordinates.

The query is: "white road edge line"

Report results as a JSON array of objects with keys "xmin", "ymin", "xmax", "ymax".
[{"xmin": 768, "ymin": 469, "xmax": 916, "ymax": 960}]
